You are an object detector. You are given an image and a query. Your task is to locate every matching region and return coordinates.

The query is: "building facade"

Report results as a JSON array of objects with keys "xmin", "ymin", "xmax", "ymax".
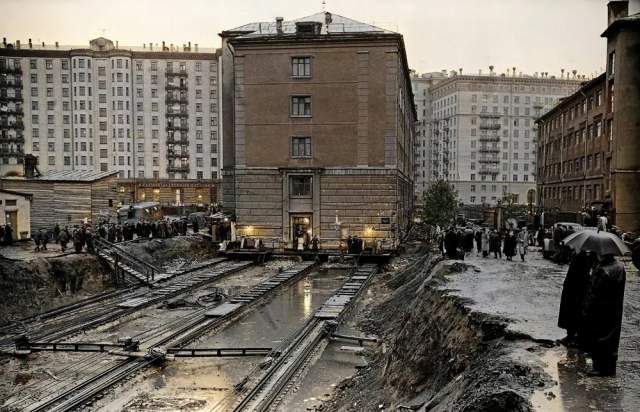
[
  {"xmin": 0, "ymin": 37, "xmax": 221, "ymax": 206},
  {"xmin": 0, "ymin": 188, "xmax": 32, "ymax": 239},
  {"xmin": 428, "ymin": 72, "xmax": 580, "ymax": 206},
  {"xmin": 221, "ymin": 12, "xmax": 416, "ymax": 248},
  {"xmin": 537, "ymin": 1, "xmax": 640, "ymax": 232},
  {"xmin": 410, "ymin": 71, "xmax": 447, "ymax": 203}
]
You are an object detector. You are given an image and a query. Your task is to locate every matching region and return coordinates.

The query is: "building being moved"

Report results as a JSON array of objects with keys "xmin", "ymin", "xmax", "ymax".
[
  {"xmin": 220, "ymin": 12, "xmax": 416, "ymax": 249},
  {"xmin": 1, "ymin": 169, "xmax": 118, "ymax": 231},
  {"xmin": 537, "ymin": 1, "xmax": 640, "ymax": 232},
  {"xmin": 0, "ymin": 188, "xmax": 32, "ymax": 239}
]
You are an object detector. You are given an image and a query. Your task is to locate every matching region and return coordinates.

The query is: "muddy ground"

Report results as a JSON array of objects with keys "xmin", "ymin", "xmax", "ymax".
[
  {"xmin": 319, "ymin": 244, "xmax": 639, "ymax": 412},
  {"xmin": 119, "ymin": 237, "xmax": 219, "ymax": 271}
]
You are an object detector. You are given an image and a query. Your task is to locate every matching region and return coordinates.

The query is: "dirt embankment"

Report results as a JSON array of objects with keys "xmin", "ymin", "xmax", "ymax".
[
  {"xmin": 119, "ymin": 237, "xmax": 218, "ymax": 270},
  {"xmin": 0, "ymin": 254, "xmax": 113, "ymax": 325},
  {"xmin": 321, "ymin": 248, "xmax": 552, "ymax": 411}
]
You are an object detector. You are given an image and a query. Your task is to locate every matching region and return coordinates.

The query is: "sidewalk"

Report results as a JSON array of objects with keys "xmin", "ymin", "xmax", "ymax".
[{"xmin": 446, "ymin": 248, "xmax": 639, "ymax": 411}]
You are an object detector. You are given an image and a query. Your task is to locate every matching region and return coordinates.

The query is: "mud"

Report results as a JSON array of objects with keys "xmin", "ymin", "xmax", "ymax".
[
  {"xmin": 119, "ymin": 237, "xmax": 218, "ymax": 270},
  {"xmin": 0, "ymin": 255, "xmax": 113, "ymax": 325}
]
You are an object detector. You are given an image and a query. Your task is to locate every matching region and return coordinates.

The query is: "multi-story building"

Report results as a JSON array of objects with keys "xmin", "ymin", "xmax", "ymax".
[
  {"xmin": 537, "ymin": 1, "xmax": 640, "ymax": 232},
  {"xmin": 220, "ymin": 12, "xmax": 416, "ymax": 248},
  {"xmin": 429, "ymin": 71, "xmax": 580, "ymax": 206},
  {"xmin": 411, "ymin": 71, "xmax": 447, "ymax": 202},
  {"xmin": 0, "ymin": 37, "xmax": 221, "ymax": 205}
]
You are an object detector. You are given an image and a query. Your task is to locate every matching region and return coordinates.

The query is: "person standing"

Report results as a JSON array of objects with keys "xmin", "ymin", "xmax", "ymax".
[
  {"xmin": 33, "ymin": 230, "xmax": 42, "ymax": 252},
  {"xmin": 481, "ymin": 229, "xmax": 490, "ymax": 258},
  {"xmin": 40, "ymin": 229, "xmax": 48, "ymax": 251},
  {"xmin": 489, "ymin": 229, "xmax": 502, "ymax": 259},
  {"xmin": 597, "ymin": 213, "xmax": 608, "ymax": 232},
  {"xmin": 517, "ymin": 228, "xmax": 528, "ymax": 262},
  {"xmin": 474, "ymin": 229, "xmax": 483, "ymax": 255},
  {"xmin": 59, "ymin": 227, "xmax": 70, "ymax": 252},
  {"xmin": 503, "ymin": 230, "xmax": 517, "ymax": 261},
  {"xmin": 444, "ymin": 227, "xmax": 459, "ymax": 259},
  {"xmin": 582, "ymin": 253, "xmax": 626, "ymax": 376},
  {"xmin": 558, "ymin": 251, "xmax": 593, "ymax": 347},
  {"xmin": 3, "ymin": 224, "xmax": 13, "ymax": 245},
  {"xmin": 53, "ymin": 223, "xmax": 60, "ymax": 244}
]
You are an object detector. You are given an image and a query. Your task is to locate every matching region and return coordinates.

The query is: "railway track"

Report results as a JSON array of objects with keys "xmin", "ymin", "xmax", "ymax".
[
  {"xmin": 226, "ymin": 263, "xmax": 378, "ymax": 412},
  {"xmin": 9, "ymin": 262, "xmax": 316, "ymax": 412}
]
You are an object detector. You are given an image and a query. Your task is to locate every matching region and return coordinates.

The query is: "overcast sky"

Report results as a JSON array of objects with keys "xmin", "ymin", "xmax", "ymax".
[{"xmin": 3, "ymin": 0, "xmax": 615, "ymax": 78}]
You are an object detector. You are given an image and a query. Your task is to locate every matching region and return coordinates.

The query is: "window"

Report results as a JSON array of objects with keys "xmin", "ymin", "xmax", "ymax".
[
  {"xmin": 291, "ymin": 57, "xmax": 311, "ymax": 77},
  {"xmin": 291, "ymin": 96, "xmax": 312, "ymax": 117},
  {"xmin": 608, "ymin": 51, "xmax": 615, "ymax": 76},
  {"xmin": 291, "ymin": 136, "xmax": 311, "ymax": 158},
  {"xmin": 290, "ymin": 176, "xmax": 312, "ymax": 197}
]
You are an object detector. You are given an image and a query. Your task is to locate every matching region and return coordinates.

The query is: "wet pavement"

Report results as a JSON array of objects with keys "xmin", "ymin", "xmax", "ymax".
[
  {"xmin": 444, "ymin": 248, "xmax": 640, "ymax": 412},
  {"xmin": 90, "ymin": 266, "xmax": 352, "ymax": 411}
]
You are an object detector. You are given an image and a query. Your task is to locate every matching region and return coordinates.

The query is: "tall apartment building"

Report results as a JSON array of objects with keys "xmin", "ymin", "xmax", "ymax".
[
  {"xmin": 537, "ymin": 1, "xmax": 640, "ymax": 232},
  {"xmin": 221, "ymin": 12, "xmax": 416, "ymax": 248},
  {"xmin": 411, "ymin": 71, "xmax": 447, "ymax": 202},
  {"xmin": 429, "ymin": 72, "xmax": 580, "ymax": 206},
  {"xmin": 0, "ymin": 37, "xmax": 221, "ymax": 205}
]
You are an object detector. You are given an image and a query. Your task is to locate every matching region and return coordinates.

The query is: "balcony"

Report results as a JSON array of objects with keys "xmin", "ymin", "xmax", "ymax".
[
  {"xmin": 479, "ymin": 113, "xmax": 500, "ymax": 119},
  {"xmin": 166, "ymin": 124, "xmax": 189, "ymax": 132},
  {"xmin": 165, "ymin": 95, "xmax": 188, "ymax": 104},
  {"xmin": 165, "ymin": 68, "xmax": 188, "ymax": 77},
  {"xmin": 479, "ymin": 147, "xmax": 500, "ymax": 153},
  {"xmin": 0, "ymin": 93, "xmax": 24, "ymax": 102},
  {"xmin": 0, "ymin": 79, "xmax": 23, "ymax": 88},
  {"xmin": 478, "ymin": 168, "xmax": 499, "ymax": 175},
  {"xmin": 166, "ymin": 137, "xmax": 189, "ymax": 145},
  {"xmin": 0, "ymin": 135, "xmax": 25, "ymax": 143},
  {"xmin": 479, "ymin": 136, "xmax": 500, "ymax": 142},
  {"xmin": 167, "ymin": 149, "xmax": 190, "ymax": 158},
  {"xmin": 165, "ymin": 83, "xmax": 188, "ymax": 91},
  {"xmin": 167, "ymin": 164, "xmax": 190, "ymax": 173},
  {"xmin": 478, "ymin": 158, "xmax": 499, "ymax": 164},
  {"xmin": 0, "ymin": 148, "xmax": 25, "ymax": 157},
  {"xmin": 0, "ymin": 107, "xmax": 24, "ymax": 116},
  {"xmin": 479, "ymin": 124, "xmax": 501, "ymax": 130},
  {"xmin": 166, "ymin": 110, "xmax": 188, "ymax": 118},
  {"xmin": 0, "ymin": 66, "xmax": 23, "ymax": 75}
]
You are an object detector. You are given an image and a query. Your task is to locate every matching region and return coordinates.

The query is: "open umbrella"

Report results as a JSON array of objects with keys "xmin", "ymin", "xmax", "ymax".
[{"xmin": 562, "ymin": 230, "xmax": 631, "ymax": 258}]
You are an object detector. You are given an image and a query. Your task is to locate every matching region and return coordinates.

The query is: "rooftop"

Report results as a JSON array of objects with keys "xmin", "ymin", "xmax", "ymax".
[
  {"xmin": 2, "ymin": 170, "xmax": 119, "ymax": 182},
  {"xmin": 0, "ymin": 37, "xmax": 217, "ymax": 54},
  {"xmin": 223, "ymin": 11, "xmax": 395, "ymax": 38}
]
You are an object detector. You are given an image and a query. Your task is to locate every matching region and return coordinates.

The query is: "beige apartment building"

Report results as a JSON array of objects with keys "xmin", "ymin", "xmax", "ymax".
[
  {"xmin": 429, "ymin": 71, "xmax": 580, "ymax": 206},
  {"xmin": 220, "ymin": 12, "xmax": 416, "ymax": 248},
  {"xmin": 0, "ymin": 37, "xmax": 221, "ymax": 206}
]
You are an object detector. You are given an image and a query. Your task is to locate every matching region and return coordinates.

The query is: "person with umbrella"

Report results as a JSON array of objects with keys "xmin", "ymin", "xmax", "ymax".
[
  {"xmin": 557, "ymin": 250, "xmax": 595, "ymax": 347},
  {"xmin": 562, "ymin": 230, "xmax": 629, "ymax": 376}
]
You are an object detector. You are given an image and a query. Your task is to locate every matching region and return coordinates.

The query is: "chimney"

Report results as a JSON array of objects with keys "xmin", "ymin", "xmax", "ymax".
[
  {"xmin": 276, "ymin": 17, "xmax": 284, "ymax": 34},
  {"xmin": 115, "ymin": 40, "xmax": 118, "ymax": 48},
  {"xmin": 561, "ymin": 68, "xmax": 565, "ymax": 78},
  {"xmin": 3, "ymin": 38, "xmax": 6, "ymax": 47},
  {"xmin": 188, "ymin": 41, "xmax": 191, "ymax": 51},
  {"xmin": 162, "ymin": 41, "xmax": 166, "ymax": 50},
  {"xmin": 150, "ymin": 42, "xmax": 153, "ymax": 50},
  {"xmin": 459, "ymin": 68, "xmax": 462, "ymax": 75},
  {"xmin": 512, "ymin": 67, "xmax": 516, "ymax": 77},
  {"xmin": 16, "ymin": 40, "xmax": 20, "ymax": 49},
  {"xmin": 194, "ymin": 43, "xmax": 198, "ymax": 52},
  {"xmin": 479, "ymin": 69, "xmax": 482, "ymax": 75},
  {"xmin": 489, "ymin": 65, "xmax": 494, "ymax": 75},
  {"xmin": 28, "ymin": 38, "xmax": 32, "ymax": 48},
  {"xmin": 607, "ymin": 1, "xmax": 629, "ymax": 26},
  {"xmin": 55, "ymin": 41, "xmax": 59, "ymax": 48}
]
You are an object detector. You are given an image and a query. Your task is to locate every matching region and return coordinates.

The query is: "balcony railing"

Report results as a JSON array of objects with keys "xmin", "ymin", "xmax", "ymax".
[
  {"xmin": 167, "ymin": 164, "xmax": 190, "ymax": 173},
  {"xmin": 479, "ymin": 113, "xmax": 500, "ymax": 119},
  {"xmin": 167, "ymin": 150, "xmax": 190, "ymax": 158},
  {"xmin": 478, "ymin": 169, "xmax": 500, "ymax": 175},
  {"xmin": 166, "ymin": 137, "xmax": 189, "ymax": 145},
  {"xmin": 0, "ymin": 148, "xmax": 25, "ymax": 157},
  {"xmin": 165, "ymin": 83, "xmax": 188, "ymax": 91},
  {"xmin": 0, "ymin": 67, "xmax": 23, "ymax": 75},
  {"xmin": 479, "ymin": 136, "xmax": 500, "ymax": 142},
  {"xmin": 165, "ymin": 69, "xmax": 188, "ymax": 77},
  {"xmin": 0, "ymin": 79, "xmax": 23, "ymax": 88},
  {"xmin": 166, "ymin": 125, "xmax": 189, "ymax": 133},
  {"xmin": 479, "ymin": 147, "xmax": 500, "ymax": 153},
  {"xmin": 0, "ymin": 93, "xmax": 24, "ymax": 102},
  {"xmin": 479, "ymin": 124, "xmax": 501, "ymax": 130},
  {"xmin": 0, "ymin": 135, "xmax": 25, "ymax": 143},
  {"xmin": 165, "ymin": 95, "xmax": 188, "ymax": 104},
  {"xmin": 0, "ymin": 107, "xmax": 24, "ymax": 116},
  {"xmin": 166, "ymin": 110, "xmax": 188, "ymax": 118},
  {"xmin": 478, "ymin": 158, "xmax": 499, "ymax": 164}
]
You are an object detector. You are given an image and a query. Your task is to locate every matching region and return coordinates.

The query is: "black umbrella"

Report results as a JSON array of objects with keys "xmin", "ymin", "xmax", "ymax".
[{"xmin": 562, "ymin": 230, "xmax": 631, "ymax": 258}]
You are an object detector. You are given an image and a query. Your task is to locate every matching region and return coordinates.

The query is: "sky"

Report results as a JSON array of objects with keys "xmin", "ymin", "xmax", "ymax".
[{"xmin": 2, "ymin": 0, "xmax": 616, "ymax": 78}]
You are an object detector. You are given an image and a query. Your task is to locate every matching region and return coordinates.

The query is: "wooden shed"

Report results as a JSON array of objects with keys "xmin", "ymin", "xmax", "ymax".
[{"xmin": 0, "ymin": 170, "xmax": 118, "ymax": 231}]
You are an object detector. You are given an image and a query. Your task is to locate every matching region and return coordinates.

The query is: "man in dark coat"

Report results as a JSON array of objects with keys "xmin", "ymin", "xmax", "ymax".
[
  {"xmin": 503, "ymin": 230, "xmax": 517, "ymax": 261},
  {"xmin": 59, "ymin": 227, "xmax": 70, "ymax": 252},
  {"xmin": 463, "ymin": 229, "xmax": 474, "ymax": 254},
  {"xmin": 444, "ymin": 228, "xmax": 459, "ymax": 259},
  {"xmin": 53, "ymin": 223, "xmax": 60, "ymax": 244},
  {"xmin": 558, "ymin": 251, "xmax": 593, "ymax": 346},
  {"xmin": 581, "ymin": 253, "xmax": 627, "ymax": 376},
  {"xmin": 489, "ymin": 230, "xmax": 502, "ymax": 259},
  {"xmin": 474, "ymin": 230, "xmax": 482, "ymax": 254},
  {"xmin": 33, "ymin": 230, "xmax": 42, "ymax": 252},
  {"xmin": 3, "ymin": 224, "xmax": 13, "ymax": 245}
]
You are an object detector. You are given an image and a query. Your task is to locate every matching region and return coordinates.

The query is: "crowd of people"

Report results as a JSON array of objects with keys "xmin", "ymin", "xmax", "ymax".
[
  {"xmin": 439, "ymin": 225, "xmax": 534, "ymax": 262},
  {"xmin": 94, "ymin": 219, "xmax": 190, "ymax": 243}
]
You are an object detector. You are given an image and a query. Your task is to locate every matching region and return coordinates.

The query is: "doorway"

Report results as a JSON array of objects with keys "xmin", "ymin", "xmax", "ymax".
[
  {"xmin": 291, "ymin": 215, "xmax": 312, "ymax": 250},
  {"xmin": 6, "ymin": 211, "xmax": 18, "ymax": 234}
]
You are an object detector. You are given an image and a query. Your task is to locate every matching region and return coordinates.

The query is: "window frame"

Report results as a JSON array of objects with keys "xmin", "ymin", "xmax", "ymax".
[
  {"xmin": 290, "ymin": 136, "xmax": 312, "ymax": 159},
  {"xmin": 289, "ymin": 175, "xmax": 313, "ymax": 198},
  {"xmin": 290, "ymin": 95, "xmax": 312, "ymax": 118},
  {"xmin": 291, "ymin": 56, "xmax": 312, "ymax": 78}
]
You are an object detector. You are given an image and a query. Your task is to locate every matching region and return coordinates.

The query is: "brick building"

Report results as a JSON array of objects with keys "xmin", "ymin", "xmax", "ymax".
[
  {"xmin": 220, "ymin": 12, "xmax": 416, "ymax": 248},
  {"xmin": 537, "ymin": 1, "xmax": 640, "ymax": 232}
]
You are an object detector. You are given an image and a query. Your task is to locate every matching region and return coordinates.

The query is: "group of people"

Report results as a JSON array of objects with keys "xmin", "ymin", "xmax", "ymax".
[
  {"xmin": 0, "ymin": 224, "xmax": 14, "ymax": 245},
  {"xmin": 94, "ymin": 219, "xmax": 191, "ymax": 243},
  {"xmin": 558, "ymin": 250, "xmax": 627, "ymax": 376},
  {"xmin": 35, "ymin": 224, "xmax": 94, "ymax": 253},
  {"xmin": 440, "ymin": 225, "xmax": 530, "ymax": 262}
]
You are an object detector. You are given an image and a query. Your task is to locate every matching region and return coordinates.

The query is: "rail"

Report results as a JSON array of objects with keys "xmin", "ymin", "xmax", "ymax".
[
  {"xmin": 167, "ymin": 347, "xmax": 272, "ymax": 357},
  {"xmin": 93, "ymin": 237, "xmax": 159, "ymax": 285}
]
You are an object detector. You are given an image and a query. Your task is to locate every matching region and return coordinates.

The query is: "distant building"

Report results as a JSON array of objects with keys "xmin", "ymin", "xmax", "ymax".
[
  {"xmin": 429, "ymin": 71, "xmax": 581, "ymax": 206},
  {"xmin": 410, "ymin": 71, "xmax": 447, "ymax": 203},
  {"xmin": 0, "ymin": 37, "xmax": 221, "ymax": 206},
  {"xmin": 1, "ymin": 170, "xmax": 118, "ymax": 230},
  {"xmin": 0, "ymin": 188, "xmax": 32, "ymax": 239},
  {"xmin": 220, "ymin": 12, "xmax": 416, "ymax": 248},
  {"xmin": 537, "ymin": 1, "xmax": 640, "ymax": 232}
]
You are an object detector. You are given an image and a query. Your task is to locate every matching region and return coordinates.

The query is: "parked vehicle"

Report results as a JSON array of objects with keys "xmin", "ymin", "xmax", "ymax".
[{"xmin": 542, "ymin": 222, "xmax": 586, "ymax": 259}]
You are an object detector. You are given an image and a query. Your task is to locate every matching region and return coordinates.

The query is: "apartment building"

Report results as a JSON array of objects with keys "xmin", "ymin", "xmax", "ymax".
[
  {"xmin": 537, "ymin": 1, "xmax": 640, "ymax": 232},
  {"xmin": 411, "ymin": 71, "xmax": 447, "ymax": 202},
  {"xmin": 429, "ymin": 71, "xmax": 580, "ymax": 206},
  {"xmin": 221, "ymin": 12, "xmax": 416, "ymax": 248},
  {"xmin": 0, "ymin": 37, "xmax": 221, "ymax": 205}
]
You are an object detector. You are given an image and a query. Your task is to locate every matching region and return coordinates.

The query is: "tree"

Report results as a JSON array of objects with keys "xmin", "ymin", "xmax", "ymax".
[{"xmin": 422, "ymin": 180, "xmax": 458, "ymax": 227}]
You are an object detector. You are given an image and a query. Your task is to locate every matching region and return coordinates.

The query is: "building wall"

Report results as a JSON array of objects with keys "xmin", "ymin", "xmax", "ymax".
[
  {"xmin": 0, "ymin": 191, "xmax": 31, "ymax": 239},
  {"xmin": 430, "ymin": 74, "xmax": 581, "ymax": 206}
]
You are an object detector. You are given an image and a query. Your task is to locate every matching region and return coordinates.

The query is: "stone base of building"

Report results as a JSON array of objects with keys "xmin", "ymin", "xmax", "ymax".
[
  {"xmin": 115, "ymin": 178, "xmax": 220, "ymax": 207},
  {"xmin": 223, "ymin": 167, "xmax": 412, "ymax": 249}
]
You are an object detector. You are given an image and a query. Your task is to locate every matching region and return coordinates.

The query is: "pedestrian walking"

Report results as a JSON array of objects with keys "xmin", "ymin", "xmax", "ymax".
[
  {"xmin": 33, "ymin": 230, "xmax": 41, "ymax": 252},
  {"xmin": 582, "ymin": 253, "xmax": 626, "ymax": 376},
  {"xmin": 489, "ymin": 229, "xmax": 502, "ymax": 259},
  {"xmin": 503, "ymin": 230, "xmax": 517, "ymax": 261},
  {"xmin": 59, "ymin": 227, "xmax": 70, "ymax": 252},
  {"xmin": 53, "ymin": 223, "xmax": 60, "ymax": 244},
  {"xmin": 474, "ymin": 229, "xmax": 482, "ymax": 254},
  {"xmin": 558, "ymin": 251, "xmax": 594, "ymax": 347},
  {"xmin": 41, "ymin": 229, "xmax": 48, "ymax": 251},
  {"xmin": 444, "ymin": 227, "xmax": 459, "ymax": 259},
  {"xmin": 517, "ymin": 228, "xmax": 528, "ymax": 262},
  {"xmin": 481, "ymin": 229, "xmax": 490, "ymax": 258}
]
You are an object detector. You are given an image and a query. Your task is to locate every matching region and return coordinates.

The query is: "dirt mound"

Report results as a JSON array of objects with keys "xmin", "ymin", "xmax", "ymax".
[
  {"xmin": 120, "ymin": 237, "xmax": 218, "ymax": 269},
  {"xmin": 320, "ymin": 251, "xmax": 551, "ymax": 412},
  {"xmin": 0, "ymin": 254, "xmax": 113, "ymax": 325}
]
